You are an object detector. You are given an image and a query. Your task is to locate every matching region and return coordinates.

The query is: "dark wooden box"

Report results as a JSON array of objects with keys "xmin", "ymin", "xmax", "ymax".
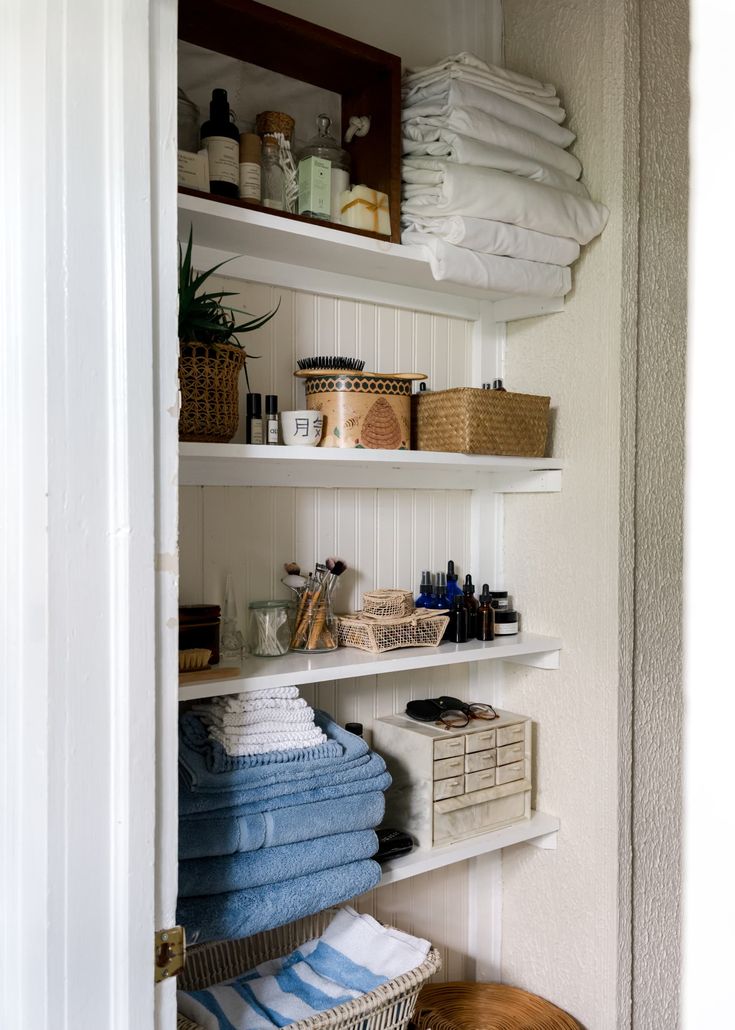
[{"xmin": 179, "ymin": 0, "xmax": 401, "ymax": 243}]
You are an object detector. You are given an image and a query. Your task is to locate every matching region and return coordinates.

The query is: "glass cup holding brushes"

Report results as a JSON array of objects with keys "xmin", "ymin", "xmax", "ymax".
[{"xmin": 286, "ymin": 558, "xmax": 346, "ymax": 652}]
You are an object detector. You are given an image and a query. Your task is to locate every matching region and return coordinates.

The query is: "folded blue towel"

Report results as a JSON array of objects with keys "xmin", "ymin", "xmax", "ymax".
[
  {"xmin": 178, "ymin": 829, "xmax": 378, "ymax": 897},
  {"xmin": 179, "ymin": 792, "xmax": 386, "ymax": 859},
  {"xmin": 179, "ymin": 754, "xmax": 391, "ymax": 817},
  {"xmin": 179, "ymin": 759, "xmax": 391, "ymax": 818},
  {"xmin": 180, "ymin": 709, "xmax": 343, "ymax": 777},
  {"xmin": 179, "ymin": 710, "xmax": 369, "ymax": 795},
  {"xmin": 177, "ymin": 860, "xmax": 382, "ymax": 944}
]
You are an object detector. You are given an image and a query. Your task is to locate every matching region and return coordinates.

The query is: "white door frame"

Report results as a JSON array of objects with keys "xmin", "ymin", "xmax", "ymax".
[{"xmin": 1, "ymin": 1, "xmax": 178, "ymax": 1027}]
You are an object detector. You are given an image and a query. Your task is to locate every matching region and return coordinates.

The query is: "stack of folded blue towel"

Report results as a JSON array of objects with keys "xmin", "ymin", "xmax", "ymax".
[{"xmin": 178, "ymin": 705, "xmax": 391, "ymax": 944}]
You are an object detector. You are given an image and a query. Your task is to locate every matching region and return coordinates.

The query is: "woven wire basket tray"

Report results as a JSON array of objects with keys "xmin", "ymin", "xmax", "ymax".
[
  {"xmin": 338, "ymin": 609, "xmax": 448, "ymax": 653},
  {"xmin": 362, "ymin": 589, "xmax": 415, "ymax": 618},
  {"xmin": 177, "ymin": 909, "xmax": 441, "ymax": 1030}
]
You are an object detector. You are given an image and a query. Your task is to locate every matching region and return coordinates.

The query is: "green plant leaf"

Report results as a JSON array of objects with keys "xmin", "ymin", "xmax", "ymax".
[{"xmin": 179, "ymin": 225, "xmax": 280, "ymax": 347}]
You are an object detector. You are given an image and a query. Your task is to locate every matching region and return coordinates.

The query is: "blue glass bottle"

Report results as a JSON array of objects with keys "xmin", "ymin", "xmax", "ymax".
[
  {"xmin": 432, "ymin": 571, "xmax": 448, "ymax": 609},
  {"xmin": 445, "ymin": 560, "xmax": 463, "ymax": 604},
  {"xmin": 415, "ymin": 571, "xmax": 434, "ymax": 609}
]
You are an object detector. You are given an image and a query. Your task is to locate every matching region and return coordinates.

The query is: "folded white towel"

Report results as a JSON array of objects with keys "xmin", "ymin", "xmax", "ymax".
[
  {"xmin": 403, "ymin": 51, "xmax": 557, "ymax": 100},
  {"xmin": 210, "ymin": 727, "xmax": 328, "ymax": 756},
  {"xmin": 197, "ymin": 707, "xmax": 316, "ymax": 728},
  {"xmin": 402, "ymin": 148, "xmax": 587, "ymax": 197},
  {"xmin": 215, "ymin": 688, "xmax": 302, "ymax": 709},
  {"xmin": 401, "ymin": 162, "xmax": 609, "ymax": 246},
  {"xmin": 402, "ymin": 81, "xmax": 575, "ymax": 149},
  {"xmin": 403, "ymin": 111, "xmax": 581, "ymax": 180},
  {"xmin": 401, "ymin": 215, "xmax": 580, "ymax": 267},
  {"xmin": 401, "ymin": 229, "xmax": 571, "ymax": 297},
  {"xmin": 403, "ymin": 67, "xmax": 566, "ymax": 124}
]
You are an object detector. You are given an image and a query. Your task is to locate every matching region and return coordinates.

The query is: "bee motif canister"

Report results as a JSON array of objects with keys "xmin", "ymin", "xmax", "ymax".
[{"xmin": 295, "ymin": 370, "xmax": 426, "ymax": 449}]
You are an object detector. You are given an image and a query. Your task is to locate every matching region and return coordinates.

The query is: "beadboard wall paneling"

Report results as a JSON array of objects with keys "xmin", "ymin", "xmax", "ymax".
[
  {"xmin": 179, "ymin": 486, "xmax": 473, "ymax": 615},
  {"xmin": 203, "ymin": 275, "xmax": 474, "ymax": 444},
  {"xmin": 179, "ymin": 280, "xmax": 482, "ymax": 976}
]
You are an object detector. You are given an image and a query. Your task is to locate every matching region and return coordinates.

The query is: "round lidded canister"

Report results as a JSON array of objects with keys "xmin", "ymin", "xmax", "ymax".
[
  {"xmin": 295, "ymin": 369, "xmax": 426, "ymax": 450},
  {"xmin": 248, "ymin": 599, "xmax": 293, "ymax": 657},
  {"xmin": 179, "ymin": 604, "xmax": 221, "ymax": 664},
  {"xmin": 489, "ymin": 590, "xmax": 510, "ymax": 610},
  {"xmin": 493, "ymin": 608, "xmax": 519, "ymax": 635}
]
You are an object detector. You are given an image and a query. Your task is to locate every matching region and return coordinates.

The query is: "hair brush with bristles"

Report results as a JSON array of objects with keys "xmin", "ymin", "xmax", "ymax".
[{"xmin": 296, "ymin": 356, "xmax": 366, "ymax": 372}]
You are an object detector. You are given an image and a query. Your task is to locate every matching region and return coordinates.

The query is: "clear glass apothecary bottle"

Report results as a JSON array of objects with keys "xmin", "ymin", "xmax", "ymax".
[{"xmin": 298, "ymin": 114, "xmax": 350, "ymax": 224}]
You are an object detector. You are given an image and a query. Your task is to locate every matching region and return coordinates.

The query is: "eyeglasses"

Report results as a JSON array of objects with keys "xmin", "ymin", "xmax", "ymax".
[{"xmin": 405, "ymin": 696, "xmax": 498, "ymax": 730}]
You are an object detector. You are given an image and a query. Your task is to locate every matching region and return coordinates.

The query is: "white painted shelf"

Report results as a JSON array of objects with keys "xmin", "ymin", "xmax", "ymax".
[
  {"xmin": 180, "ymin": 443, "xmax": 563, "ymax": 493},
  {"xmin": 379, "ymin": 811, "xmax": 560, "ymax": 885},
  {"xmin": 178, "ymin": 633, "xmax": 562, "ymax": 701},
  {"xmin": 179, "ymin": 193, "xmax": 565, "ymax": 321}
]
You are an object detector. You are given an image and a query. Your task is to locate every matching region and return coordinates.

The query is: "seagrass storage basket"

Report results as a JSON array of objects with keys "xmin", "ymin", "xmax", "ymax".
[
  {"xmin": 176, "ymin": 909, "xmax": 442, "ymax": 1030},
  {"xmin": 338, "ymin": 610, "xmax": 448, "ymax": 653},
  {"xmin": 179, "ymin": 341, "xmax": 245, "ymax": 443},
  {"xmin": 414, "ymin": 388, "xmax": 550, "ymax": 457},
  {"xmin": 412, "ymin": 982, "xmax": 583, "ymax": 1030}
]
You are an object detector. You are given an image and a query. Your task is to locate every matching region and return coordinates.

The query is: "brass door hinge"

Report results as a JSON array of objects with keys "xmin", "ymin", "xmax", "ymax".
[{"xmin": 155, "ymin": 925, "xmax": 186, "ymax": 983}]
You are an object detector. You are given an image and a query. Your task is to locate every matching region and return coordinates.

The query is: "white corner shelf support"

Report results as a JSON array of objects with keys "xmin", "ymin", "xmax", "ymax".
[{"xmin": 378, "ymin": 811, "xmax": 560, "ymax": 886}]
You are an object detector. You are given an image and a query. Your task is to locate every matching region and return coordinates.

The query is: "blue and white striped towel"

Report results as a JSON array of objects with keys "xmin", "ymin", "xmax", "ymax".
[{"xmin": 177, "ymin": 906, "xmax": 431, "ymax": 1030}]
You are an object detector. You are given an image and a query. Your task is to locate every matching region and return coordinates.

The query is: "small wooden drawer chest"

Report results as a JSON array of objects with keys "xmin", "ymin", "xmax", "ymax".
[{"xmin": 372, "ymin": 709, "xmax": 532, "ymax": 848}]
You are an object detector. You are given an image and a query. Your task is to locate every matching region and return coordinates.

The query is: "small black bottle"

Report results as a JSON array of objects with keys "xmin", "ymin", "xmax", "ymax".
[
  {"xmin": 463, "ymin": 574, "xmax": 479, "ymax": 639},
  {"xmin": 477, "ymin": 584, "xmax": 495, "ymax": 641},
  {"xmin": 200, "ymin": 88, "xmax": 240, "ymax": 198},
  {"xmin": 446, "ymin": 594, "xmax": 468, "ymax": 644}
]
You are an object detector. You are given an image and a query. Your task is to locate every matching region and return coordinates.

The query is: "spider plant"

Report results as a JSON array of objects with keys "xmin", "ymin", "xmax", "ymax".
[{"xmin": 178, "ymin": 226, "xmax": 280, "ymax": 389}]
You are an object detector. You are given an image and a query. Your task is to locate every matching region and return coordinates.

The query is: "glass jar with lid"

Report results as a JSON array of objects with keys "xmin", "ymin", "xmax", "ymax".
[
  {"xmin": 248, "ymin": 600, "xmax": 293, "ymax": 656},
  {"xmin": 297, "ymin": 114, "xmax": 350, "ymax": 224}
]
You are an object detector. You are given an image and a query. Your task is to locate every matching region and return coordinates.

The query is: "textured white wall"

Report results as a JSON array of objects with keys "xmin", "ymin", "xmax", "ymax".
[
  {"xmin": 501, "ymin": 1, "xmax": 687, "ymax": 1027},
  {"xmin": 500, "ymin": 2, "xmax": 630, "ymax": 1028},
  {"xmin": 631, "ymin": 2, "xmax": 686, "ymax": 1024}
]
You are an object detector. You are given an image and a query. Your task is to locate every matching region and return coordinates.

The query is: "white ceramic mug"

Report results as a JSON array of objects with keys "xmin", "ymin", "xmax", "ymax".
[{"xmin": 280, "ymin": 410, "xmax": 324, "ymax": 446}]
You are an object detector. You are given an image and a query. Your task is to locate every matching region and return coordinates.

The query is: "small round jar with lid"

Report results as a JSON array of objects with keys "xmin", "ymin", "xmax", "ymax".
[
  {"xmin": 493, "ymin": 608, "xmax": 519, "ymax": 635},
  {"xmin": 298, "ymin": 113, "xmax": 350, "ymax": 224},
  {"xmin": 249, "ymin": 600, "xmax": 293, "ymax": 657}
]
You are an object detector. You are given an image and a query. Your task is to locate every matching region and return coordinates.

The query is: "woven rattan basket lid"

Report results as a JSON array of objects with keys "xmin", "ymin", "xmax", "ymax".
[{"xmin": 412, "ymin": 982, "xmax": 583, "ymax": 1030}]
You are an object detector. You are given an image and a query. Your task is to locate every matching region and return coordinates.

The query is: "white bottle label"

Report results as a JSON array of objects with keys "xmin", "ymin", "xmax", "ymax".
[
  {"xmin": 249, "ymin": 418, "xmax": 263, "ymax": 445},
  {"xmin": 494, "ymin": 622, "xmax": 518, "ymax": 635},
  {"xmin": 204, "ymin": 136, "xmax": 239, "ymax": 185},
  {"xmin": 239, "ymin": 162, "xmax": 261, "ymax": 201},
  {"xmin": 267, "ymin": 418, "xmax": 279, "ymax": 444}
]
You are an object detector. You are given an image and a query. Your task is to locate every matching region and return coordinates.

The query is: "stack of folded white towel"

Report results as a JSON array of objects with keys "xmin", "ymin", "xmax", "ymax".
[
  {"xmin": 401, "ymin": 52, "xmax": 609, "ymax": 296},
  {"xmin": 193, "ymin": 687, "xmax": 327, "ymax": 756}
]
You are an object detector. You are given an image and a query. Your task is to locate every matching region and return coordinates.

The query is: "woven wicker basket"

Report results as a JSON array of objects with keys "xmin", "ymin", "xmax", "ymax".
[
  {"xmin": 176, "ymin": 910, "xmax": 441, "ymax": 1030},
  {"xmin": 414, "ymin": 388, "xmax": 550, "ymax": 457},
  {"xmin": 338, "ymin": 609, "xmax": 448, "ymax": 653},
  {"xmin": 179, "ymin": 341, "xmax": 245, "ymax": 443},
  {"xmin": 412, "ymin": 982, "xmax": 583, "ymax": 1030},
  {"xmin": 362, "ymin": 589, "xmax": 415, "ymax": 618}
]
